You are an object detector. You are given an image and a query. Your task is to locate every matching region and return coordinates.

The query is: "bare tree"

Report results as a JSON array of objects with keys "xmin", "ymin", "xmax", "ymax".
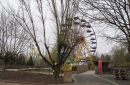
[
  {"xmin": 80, "ymin": 0, "xmax": 130, "ymax": 53},
  {"xmin": 2, "ymin": 0, "xmax": 80, "ymax": 78},
  {"xmin": 0, "ymin": 10, "xmax": 30, "ymax": 71},
  {"xmin": 48, "ymin": 0, "xmax": 80, "ymax": 78}
]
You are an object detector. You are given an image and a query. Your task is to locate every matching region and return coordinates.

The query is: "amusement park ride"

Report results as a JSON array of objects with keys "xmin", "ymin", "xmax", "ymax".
[
  {"xmin": 30, "ymin": 43, "xmax": 41, "ymax": 66},
  {"xmin": 29, "ymin": 16, "xmax": 97, "ymax": 71},
  {"xmin": 61, "ymin": 16, "xmax": 97, "ymax": 71}
]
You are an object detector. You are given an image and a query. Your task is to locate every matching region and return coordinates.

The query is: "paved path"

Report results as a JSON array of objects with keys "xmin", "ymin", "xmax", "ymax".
[
  {"xmin": 0, "ymin": 71, "xmax": 130, "ymax": 85},
  {"xmin": 69, "ymin": 71, "xmax": 130, "ymax": 85},
  {"xmin": 97, "ymin": 75, "xmax": 130, "ymax": 85},
  {"xmin": 68, "ymin": 71, "xmax": 116, "ymax": 85}
]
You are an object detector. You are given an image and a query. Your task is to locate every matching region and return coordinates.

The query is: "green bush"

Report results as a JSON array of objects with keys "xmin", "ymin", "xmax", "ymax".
[
  {"xmin": 120, "ymin": 62, "xmax": 130, "ymax": 66},
  {"xmin": 26, "ymin": 56, "xmax": 34, "ymax": 66}
]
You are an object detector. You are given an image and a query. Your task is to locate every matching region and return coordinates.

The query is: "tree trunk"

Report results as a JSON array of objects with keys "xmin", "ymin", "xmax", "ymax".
[
  {"xmin": 52, "ymin": 64, "xmax": 60, "ymax": 79},
  {"xmin": 1, "ymin": 59, "xmax": 5, "ymax": 72},
  {"xmin": 128, "ymin": 44, "xmax": 130, "ymax": 54}
]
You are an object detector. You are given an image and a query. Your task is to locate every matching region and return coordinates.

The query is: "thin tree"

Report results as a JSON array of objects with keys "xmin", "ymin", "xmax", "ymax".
[
  {"xmin": 110, "ymin": 44, "xmax": 129, "ymax": 66},
  {"xmin": 0, "ymin": 10, "xmax": 30, "ymax": 71}
]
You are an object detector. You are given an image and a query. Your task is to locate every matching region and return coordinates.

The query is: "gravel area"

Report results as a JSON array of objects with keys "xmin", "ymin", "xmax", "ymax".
[
  {"xmin": 0, "ymin": 71, "xmax": 64, "ymax": 85},
  {"xmin": 1, "ymin": 71, "xmax": 130, "ymax": 85}
]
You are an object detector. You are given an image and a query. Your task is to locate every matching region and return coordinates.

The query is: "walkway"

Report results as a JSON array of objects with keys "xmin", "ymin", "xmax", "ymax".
[
  {"xmin": 69, "ymin": 71, "xmax": 130, "ymax": 85},
  {"xmin": 70, "ymin": 71, "xmax": 117, "ymax": 85}
]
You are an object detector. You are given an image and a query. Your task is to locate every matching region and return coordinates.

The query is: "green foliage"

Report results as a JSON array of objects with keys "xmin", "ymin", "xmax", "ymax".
[
  {"xmin": 0, "ymin": 60, "xmax": 2, "ymax": 70},
  {"xmin": 15, "ymin": 54, "xmax": 26, "ymax": 65},
  {"xmin": 100, "ymin": 44, "xmax": 130, "ymax": 67},
  {"xmin": 125, "ymin": 54, "xmax": 130, "ymax": 62},
  {"xmin": 101, "ymin": 54, "xmax": 112, "ymax": 63},
  {"xmin": 110, "ymin": 44, "xmax": 130, "ymax": 66},
  {"xmin": 4, "ymin": 51, "xmax": 16, "ymax": 65},
  {"xmin": 120, "ymin": 62, "xmax": 130, "ymax": 66},
  {"xmin": 50, "ymin": 44, "xmax": 58, "ymax": 62},
  {"xmin": 1, "ymin": 52, "xmax": 27, "ymax": 65},
  {"xmin": 105, "ymin": 54, "xmax": 111, "ymax": 63},
  {"xmin": 101, "ymin": 54, "xmax": 105, "ymax": 61},
  {"xmin": 26, "ymin": 56, "xmax": 34, "ymax": 66}
]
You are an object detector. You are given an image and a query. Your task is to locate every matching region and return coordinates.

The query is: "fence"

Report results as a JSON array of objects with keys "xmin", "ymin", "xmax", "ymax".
[{"xmin": 72, "ymin": 65, "xmax": 94, "ymax": 73}]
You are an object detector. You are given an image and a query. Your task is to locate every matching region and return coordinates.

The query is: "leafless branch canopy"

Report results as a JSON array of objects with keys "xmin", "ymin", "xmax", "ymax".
[
  {"xmin": 0, "ymin": 10, "xmax": 30, "ymax": 59},
  {"xmin": 80, "ymin": 0, "xmax": 130, "ymax": 52}
]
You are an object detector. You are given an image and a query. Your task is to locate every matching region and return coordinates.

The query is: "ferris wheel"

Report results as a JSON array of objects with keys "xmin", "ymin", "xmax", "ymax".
[{"xmin": 69, "ymin": 16, "xmax": 97, "ymax": 66}]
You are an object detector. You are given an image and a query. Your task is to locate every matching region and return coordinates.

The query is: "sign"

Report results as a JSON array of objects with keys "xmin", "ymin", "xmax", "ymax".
[{"xmin": 98, "ymin": 58, "xmax": 103, "ymax": 74}]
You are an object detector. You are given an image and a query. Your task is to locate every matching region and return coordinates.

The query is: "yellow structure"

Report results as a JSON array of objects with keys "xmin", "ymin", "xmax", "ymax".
[
  {"xmin": 61, "ymin": 61, "xmax": 72, "ymax": 71},
  {"xmin": 61, "ymin": 37, "xmax": 95, "ymax": 71},
  {"xmin": 30, "ymin": 43, "xmax": 40, "ymax": 66},
  {"xmin": 76, "ymin": 39, "xmax": 94, "ymax": 66}
]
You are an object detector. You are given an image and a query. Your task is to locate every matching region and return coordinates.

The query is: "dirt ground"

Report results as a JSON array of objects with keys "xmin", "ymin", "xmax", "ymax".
[{"xmin": 0, "ymin": 71, "xmax": 64, "ymax": 85}]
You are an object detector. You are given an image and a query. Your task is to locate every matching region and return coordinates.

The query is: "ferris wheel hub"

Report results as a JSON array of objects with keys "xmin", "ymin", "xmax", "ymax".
[{"xmin": 77, "ymin": 36, "xmax": 84, "ymax": 43}]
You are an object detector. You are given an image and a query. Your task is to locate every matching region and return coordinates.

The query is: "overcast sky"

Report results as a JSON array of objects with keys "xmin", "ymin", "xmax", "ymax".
[{"xmin": 0, "ymin": 0, "xmax": 116, "ymax": 55}]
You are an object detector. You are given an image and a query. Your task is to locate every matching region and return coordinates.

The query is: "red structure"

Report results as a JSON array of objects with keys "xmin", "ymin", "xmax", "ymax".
[{"xmin": 98, "ymin": 58, "xmax": 103, "ymax": 74}]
